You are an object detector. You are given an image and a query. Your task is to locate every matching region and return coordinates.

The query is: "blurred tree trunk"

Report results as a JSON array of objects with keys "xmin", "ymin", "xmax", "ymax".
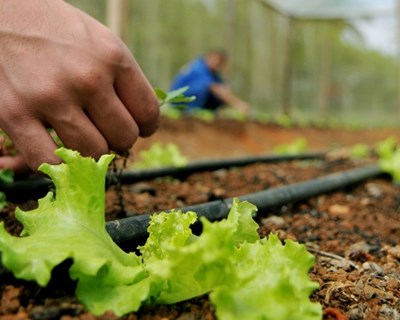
[
  {"xmin": 121, "ymin": 0, "xmax": 131, "ymax": 44},
  {"xmin": 106, "ymin": 0, "xmax": 130, "ymax": 40},
  {"xmin": 106, "ymin": 0, "xmax": 123, "ymax": 36},
  {"xmin": 281, "ymin": 18, "xmax": 294, "ymax": 116},
  {"xmin": 225, "ymin": 0, "xmax": 236, "ymax": 81},
  {"xmin": 317, "ymin": 23, "xmax": 332, "ymax": 120}
]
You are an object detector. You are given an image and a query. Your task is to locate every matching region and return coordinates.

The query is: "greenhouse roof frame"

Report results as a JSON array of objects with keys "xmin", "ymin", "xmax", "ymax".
[{"xmin": 260, "ymin": 0, "xmax": 395, "ymax": 20}]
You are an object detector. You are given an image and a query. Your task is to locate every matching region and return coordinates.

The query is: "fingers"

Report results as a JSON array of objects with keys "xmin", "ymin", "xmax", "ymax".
[
  {"xmin": 48, "ymin": 107, "xmax": 109, "ymax": 160},
  {"xmin": 85, "ymin": 88, "xmax": 139, "ymax": 153},
  {"xmin": 0, "ymin": 1, "xmax": 160, "ymax": 175},
  {"xmin": 3, "ymin": 121, "xmax": 60, "ymax": 172},
  {"xmin": 2, "ymin": 99, "xmax": 131, "ymax": 173},
  {"xmin": 0, "ymin": 154, "xmax": 31, "ymax": 175},
  {"xmin": 114, "ymin": 56, "xmax": 160, "ymax": 138}
]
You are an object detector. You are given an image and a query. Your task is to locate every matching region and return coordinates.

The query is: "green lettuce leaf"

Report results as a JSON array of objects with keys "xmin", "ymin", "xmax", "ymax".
[
  {"xmin": 141, "ymin": 199, "xmax": 321, "ymax": 319},
  {"xmin": 132, "ymin": 142, "xmax": 188, "ymax": 169},
  {"xmin": 0, "ymin": 148, "xmax": 149, "ymax": 315},
  {"xmin": 139, "ymin": 200, "xmax": 259, "ymax": 305},
  {"xmin": 210, "ymin": 235, "xmax": 322, "ymax": 320},
  {"xmin": 0, "ymin": 148, "xmax": 322, "ymax": 319}
]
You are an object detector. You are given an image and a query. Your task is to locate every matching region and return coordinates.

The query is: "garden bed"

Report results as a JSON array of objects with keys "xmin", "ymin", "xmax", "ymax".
[{"xmin": 1, "ymin": 118, "xmax": 400, "ymax": 319}]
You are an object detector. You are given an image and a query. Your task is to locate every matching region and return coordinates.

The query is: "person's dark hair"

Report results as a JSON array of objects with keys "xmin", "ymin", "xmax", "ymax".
[{"xmin": 205, "ymin": 48, "xmax": 228, "ymax": 59}]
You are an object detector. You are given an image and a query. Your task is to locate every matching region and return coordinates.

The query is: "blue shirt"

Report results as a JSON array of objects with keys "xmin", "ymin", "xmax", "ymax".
[{"xmin": 170, "ymin": 57, "xmax": 224, "ymax": 110}]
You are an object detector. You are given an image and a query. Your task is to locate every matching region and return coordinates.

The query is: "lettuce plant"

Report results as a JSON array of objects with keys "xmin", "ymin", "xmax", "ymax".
[
  {"xmin": 156, "ymin": 87, "xmax": 196, "ymax": 120},
  {"xmin": 0, "ymin": 148, "xmax": 322, "ymax": 319},
  {"xmin": 274, "ymin": 137, "xmax": 309, "ymax": 155},
  {"xmin": 0, "ymin": 131, "xmax": 15, "ymax": 210},
  {"xmin": 0, "ymin": 169, "xmax": 13, "ymax": 210},
  {"xmin": 191, "ymin": 108, "xmax": 216, "ymax": 122},
  {"xmin": 218, "ymin": 107, "xmax": 248, "ymax": 121},
  {"xmin": 376, "ymin": 136, "xmax": 400, "ymax": 183},
  {"xmin": 155, "ymin": 86, "xmax": 195, "ymax": 109},
  {"xmin": 132, "ymin": 142, "xmax": 188, "ymax": 169},
  {"xmin": 376, "ymin": 136, "xmax": 397, "ymax": 159},
  {"xmin": 349, "ymin": 143, "xmax": 370, "ymax": 159},
  {"xmin": 275, "ymin": 114, "xmax": 293, "ymax": 128}
]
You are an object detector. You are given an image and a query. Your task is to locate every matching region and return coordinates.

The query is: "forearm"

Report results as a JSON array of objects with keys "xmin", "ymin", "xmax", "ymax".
[{"xmin": 210, "ymin": 84, "xmax": 250, "ymax": 113}]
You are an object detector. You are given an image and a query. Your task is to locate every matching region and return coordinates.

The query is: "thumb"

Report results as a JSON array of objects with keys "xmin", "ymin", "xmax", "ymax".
[{"xmin": 0, "ymin": 154, "xmax": 32, "ymax": 176}]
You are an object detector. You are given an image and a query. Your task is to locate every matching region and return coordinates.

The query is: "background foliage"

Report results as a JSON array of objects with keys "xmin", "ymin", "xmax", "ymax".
[{"xmin": 67, "ymin": 0, "xmax": 398, "ymax": 127}]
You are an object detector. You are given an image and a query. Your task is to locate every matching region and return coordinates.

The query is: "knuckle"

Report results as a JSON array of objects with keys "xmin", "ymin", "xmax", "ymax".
[
  {"xmin": 39, "ymin": 89, "xmax": 62, "ymax": 104},
  {"xmin": 73, "ymin": 66, "xmax": 105, "ymax": 95},
  {"xmin": 103, "ymin": 41, "xmax": 126, "ymax": 64},
  {"xmin": 21, "ymin": 82, "xmax": 64, "ymax": 108},
  {"xmin": 0, "ymin": 100, "xmax": 34, "ymax": 129}
]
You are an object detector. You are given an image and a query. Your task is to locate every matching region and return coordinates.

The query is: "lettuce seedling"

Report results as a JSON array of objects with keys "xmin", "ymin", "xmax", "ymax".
[
  {"xmin": 274, "ymin": 137, "xmax": 309, "ymax": 155},
  {"xmin": 0, "ymin": 169, "xmax": 13, "ymax": 184},
  {"xmin": 132, "ymin": 142, "xmax": 188, "ymax": 169},
  {"xmin": 0, "ymin": 148, "xmax": 322, "ymax": 319},
  {"xmin": 0, "ymin": 131, "xmax": 16, "ymax": 210},
  {"xmin": 0, "ymin": 169, "xmax": 13, "ymax": 210},
  {"xmin": 155, "ymin": 87, "xmax": 196, "ymax": 120},
  {"xmin": 377, "ymin": 137, "xmax": 400, "ymax": 184},
  {"xmin": 191, "ymin": 108, "xmax": 216, "ymax": 122},
  {"xmin": 349, "ymin": 143, "xmax": 371, "ymax": 159},
  {"xmin": 275, "ymin": 114, "xmax": 293, "ymax": 128},
  {"xmin": 376, "ymin": 136, "xmax": 397, "ymax": 159},
  {"xmin": 155, "ymin": 86, "xmax": 196, "ymax": 109},
  {"xmin": 218, "ymin": 108, "xmax": 248, "ymax": 122}
]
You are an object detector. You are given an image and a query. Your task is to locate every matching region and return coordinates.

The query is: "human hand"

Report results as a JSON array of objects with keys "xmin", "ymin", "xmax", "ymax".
[
  {"xmin": 0, "ymin": 134, "xmax": 30, "ymax": 175},
  {"xmin": 235, "ymin": 101, "xmax": 251, "ymax": 116},
  {"xmin": 0, "ymin": 154, "xmax": 30, "ymax": 176},
  {"xmin": 0, "ymin": 0, "xmax": 159, "ymax": 172}
]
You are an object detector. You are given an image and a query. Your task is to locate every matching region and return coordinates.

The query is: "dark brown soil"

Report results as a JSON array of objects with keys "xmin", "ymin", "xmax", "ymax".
[{"xmin": 1, "ymin": 117, "xmax": 400, "ymax": 320}]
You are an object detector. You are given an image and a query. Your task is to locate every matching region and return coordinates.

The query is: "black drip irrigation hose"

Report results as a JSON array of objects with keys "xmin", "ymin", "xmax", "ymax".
[
  {"xmin": 106, "ymin": 164, "xmax": 384, "ymax": 247},
  {"xmin": 0, "ymin": 151, "xmax": 326, "ymax": 202},
  {"xmin": 113, "ymin": 151, "xmax": 326, "ymax": 185}
]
